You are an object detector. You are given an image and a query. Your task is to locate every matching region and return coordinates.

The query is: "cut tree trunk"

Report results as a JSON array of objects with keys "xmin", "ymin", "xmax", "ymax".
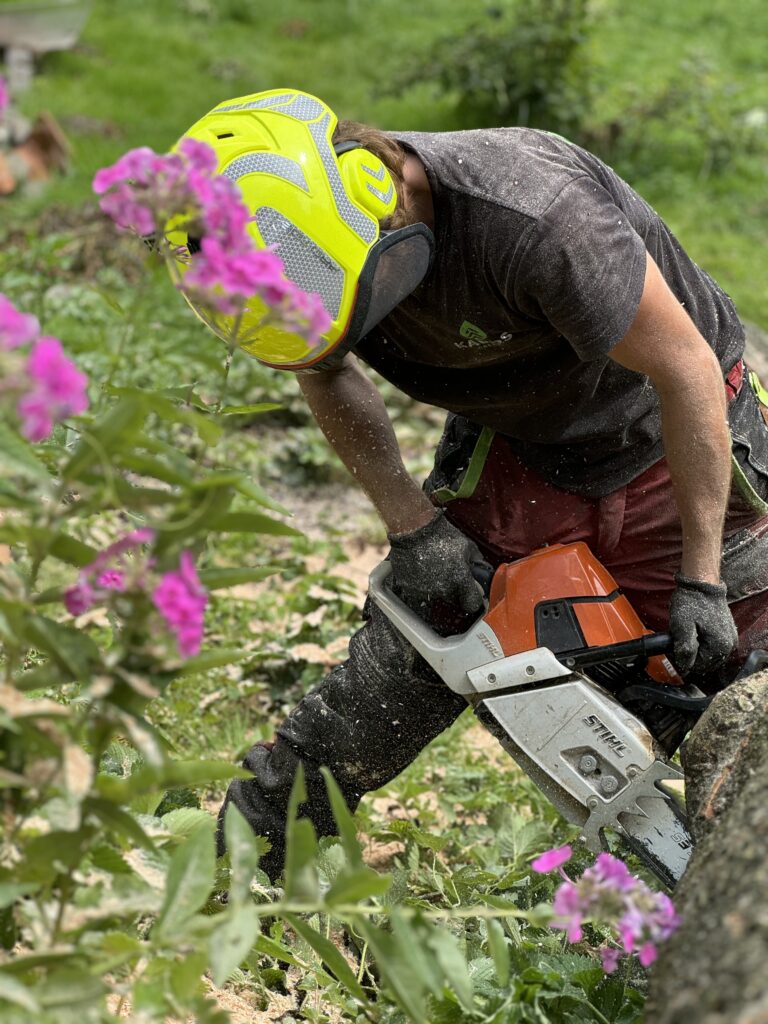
[{"xmin": 645, "ymin": 670, "xmax": 768, "ymax": 1024}]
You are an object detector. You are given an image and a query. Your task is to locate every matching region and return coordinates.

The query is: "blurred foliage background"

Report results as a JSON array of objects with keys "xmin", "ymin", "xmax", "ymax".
[{"xmin": 10, "ymin": 0, "xmax": 768, "ymax": 321}]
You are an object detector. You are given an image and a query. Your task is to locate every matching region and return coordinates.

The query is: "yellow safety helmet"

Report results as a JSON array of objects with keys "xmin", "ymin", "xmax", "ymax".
[{"xmin": 173, "ymin": 88, "xmax": 435, "ymax": 370}]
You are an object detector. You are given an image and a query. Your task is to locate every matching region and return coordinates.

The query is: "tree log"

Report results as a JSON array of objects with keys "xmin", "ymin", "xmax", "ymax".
[{"xmin": 645, "ymin": 670, "xmax": 768, "ymax": 1024}]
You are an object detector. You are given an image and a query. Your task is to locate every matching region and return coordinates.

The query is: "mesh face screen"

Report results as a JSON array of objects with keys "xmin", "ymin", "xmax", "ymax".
[
  {"xmin": 254, "ymin": 207, "xmax": 344, "ymax": 320},
  {"xmin": 356, "ymin": 233, "xmax": 433, "ymax": 340}
]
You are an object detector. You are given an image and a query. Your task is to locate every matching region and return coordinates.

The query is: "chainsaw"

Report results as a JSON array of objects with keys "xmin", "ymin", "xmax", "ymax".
[{"xmin": 369, "ymin": 541, "xmax": 728, "ymax": 888}]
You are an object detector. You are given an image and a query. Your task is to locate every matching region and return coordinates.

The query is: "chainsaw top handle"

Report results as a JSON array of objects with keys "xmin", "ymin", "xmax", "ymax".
[{"xmin": 557, "ymin": 633, "xmax": 673, "ymax": 669}]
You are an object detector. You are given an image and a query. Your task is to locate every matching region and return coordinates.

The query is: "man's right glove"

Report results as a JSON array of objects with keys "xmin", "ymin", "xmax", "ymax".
[
  {"xmin": 387, "ymin": 510, "xmax": 487, "ymax": 636},
  {"xmin": 669, "ymin": 573, "xmax": 738, "ymax": 675}
]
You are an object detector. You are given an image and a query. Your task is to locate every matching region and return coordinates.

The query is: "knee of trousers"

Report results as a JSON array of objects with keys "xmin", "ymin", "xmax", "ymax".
[{"xmin": 216, "ymin": 604, "xmax": 467, "ymax": 875}]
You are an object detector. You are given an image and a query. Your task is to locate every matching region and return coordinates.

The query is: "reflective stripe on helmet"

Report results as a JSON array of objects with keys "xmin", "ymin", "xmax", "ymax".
[
  {"xmin": 223, "ymin": 153, "xmax": 309, "ymax": 193},
  {"xmin": 254, "ymin": 207, "xmax": 344, "ymax": 319},
  {"xmin": 214, "ymin": 92, "xmax": 294, "ymax": 113},
  {"xmin": 308, "ymin": 114, "xmax": 376, "ymax": 245}
]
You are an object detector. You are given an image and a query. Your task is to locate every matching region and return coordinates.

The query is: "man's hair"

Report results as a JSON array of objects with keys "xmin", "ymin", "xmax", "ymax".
[{"xmin": 332, "ymin": 120, "xmax": 411, "ymax": 229}]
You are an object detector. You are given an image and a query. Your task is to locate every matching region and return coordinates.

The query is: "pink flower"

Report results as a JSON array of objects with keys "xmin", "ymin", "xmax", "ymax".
[
  {"xmin": 152, "ymin": 551, "xmax": 208, "ymax": 658},
  {"xmin": 64, "ymin": 579, "xmax": 96, "ymax": 616},
  {"xmin": 638, "ymin": 942, "xmax": 658, "ymax": 967},
  {"xmin": 591, "ymin": 852, "xmax": 635, "ymax": 892},
  {"xmin": 545, "ymin": 851, "xmax": 680, "ymax": 974},
  {"xmin": 64, "ymin": 529, "xmax": 155, "ymax": 618},
  {"xmin": 0, "ymin": 295, "xmax": 39, "ymax": 350},
  {"xmin": 600, "ymin": 948, "xmax": 621, "ymax": 974},
  {"xmin": 184, "ymin": 237, "xmax": 287, "ymax": 314},
  {"xmin": 0, "ymin": 76, "xmax": 8, "ymax": 116},
  {"xmin": 177, "ymin": 137, "xmax": 218, "ymax": 174},
  {"xmin": 531, "ymin": 845, "xmax": 572, "ymax": 873},
  {"xmin": 17, "ymin": 392, "xmax": 53, "ymax": 443},
  {"xmin": 18, "ymin": 336, "xmax": 89, "ymax": 440},
  {"xmin": 96, "ymin": 569, "xmax": 125, "ymax": 591},
  {"xmin": 552, "ymin": 881, "xmax": 584, "ymax": 942},
  {"xmin": 27, "ymin": 337, "xmax": 89, "ymax": 412}
]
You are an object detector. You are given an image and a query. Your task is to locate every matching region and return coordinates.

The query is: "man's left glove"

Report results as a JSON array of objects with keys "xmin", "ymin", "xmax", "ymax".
[
  {"xmin": 669, "ymin": 573, "xmax": 738, "ymax": 674},
  {"xmin": 387, "ymin": 510, "xmax": 487, "ymax": 636}
]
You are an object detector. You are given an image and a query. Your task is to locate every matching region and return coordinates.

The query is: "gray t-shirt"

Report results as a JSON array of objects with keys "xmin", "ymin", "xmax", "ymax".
[{"xmin": 353, "ymin": 128, "xmax": 745, "ymax": 496}]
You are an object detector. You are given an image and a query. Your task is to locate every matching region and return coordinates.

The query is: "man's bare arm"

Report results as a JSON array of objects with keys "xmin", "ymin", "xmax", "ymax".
[
  {"xmin": 609, "ymin": 251, "xmax": 731, "ymax": 583},
  {"xmin": 297, "ymin": 355, "xmax": 437, "ymax": 535}
]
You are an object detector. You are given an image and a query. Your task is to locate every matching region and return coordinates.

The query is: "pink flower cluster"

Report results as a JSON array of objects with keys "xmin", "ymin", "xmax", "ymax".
[
  {"xmin": 532, "ymin": 846, "xmax": 680, "ymax": 973},
  {"xmin": 93, "ymin": 140, "xmax": 330, "ymax": 346},
  {"xmin": 64, "ymin": 528, "xmax": 156, "ymax": 616},
  {"xmin": 151, "ymin": 550, "xmax": 208, "ymax": 657},
  {"xmin": 65, "ymin": 532, "xmax": 208, "ymax": 660},
  {"xmin": 0, "ymin": 294, "xmax": 89, "ymax": 442}
]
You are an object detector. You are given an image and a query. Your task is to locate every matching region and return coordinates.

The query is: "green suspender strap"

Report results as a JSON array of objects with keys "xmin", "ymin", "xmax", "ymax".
[
  {"xmin": 431, "ymin": 426, "xmax": 496, "ymax": 505},
  {"xmin": 730, "ymin": 370, "xmax": 768, "ymax": 515}
]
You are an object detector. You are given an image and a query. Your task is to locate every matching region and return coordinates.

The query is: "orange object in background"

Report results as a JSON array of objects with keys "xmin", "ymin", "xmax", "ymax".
[
  {"xmin": 0, "ymin": 111, "xmax": 70, "ymax": 195},
  {"xmin": 484, "ymin": 542, "xmax": 681, "ymax": 685}
]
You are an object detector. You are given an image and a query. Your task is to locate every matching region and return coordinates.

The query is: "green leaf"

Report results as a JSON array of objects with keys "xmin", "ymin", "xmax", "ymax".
[
  {"xmin": 84, "ymin": 797, "xmax": 154, "ymax": 851},
  {"xmin": 208, "ymin": 510, "xmax": 301, "ymax": 537},
  {"xmin": 283, "ymin": 765, "xmax": 319, "ymax": 903},
  {"xmin": 324, "ymin": 867, "xmax": 391, "ymax": 907},
  {"xmin": 63, "ymin": 397, "xmax": 146, "ymax": 480},
  {"xmin": 219, "ymin": 402, "xmax": 281, "ymax": 415},
  {"xmin": 90, "ymin": 284, "xmax": 126, "ymax": 315},
  {"xmin": 486, "ymin": 919, "xmax": 510, "ymax": 987},
  {"xmin": 320, "ymin": 766, "xmax": 363, "ymax": 869},
  {"xmin": 36, "ymin": 968, "xmax": 106, "ymax": 1009},
  {"xmin": 155, "ymin": 826, "xmax": 215, "ymax": 940},
  {"xmin": 234, "ymin": 476, "xmax": 291, "ymax": 516},
  {"xmin": 96, "ymin": 759, "xmax": 249, "ymax": 802},
  {"xmin": 0, "ymin": 421, "xmax": 51, "ymax": 482},
  {"xmin": 382, "ymin": 819, "xmax": 449, "ymax": 851},
  {"xmin": 0, "ymin": 884, "xmax": 37, "ymax": 909},
  {"xmin": 48, "ymin": 533, "xmax": 99, "ymax": 567},
  {"xmin": 120, "ymin": 451, "xmax": 192, "ymax": 486},
  {"xmin": 285, "ymin": 915, "xmax": 368, "ymax": 1003},
  {"xmin": 254, "ymin": 933, "xmax": 304, "ymax": 969},
  {"xmin": 427, "ymin": 926, "xmax": 474, "ymax": 1012},
  {"xmin": 198, "ymin": 566, "xmax": 280, "ymax": 591},
  {"xmin": 0, "ymin": 974, "xmax": 40, "ymax": 1012},
  {"xmin": 161, "ymin": 807, "xmax": 216, "ymax": 840},
  {"xmin": 210, "ymin": 904, "xmax": 260, "ymax": 986},
  {"xmin": 224, "ymin": 804, "xmax": 261, "ymax": 906},
  {"xmin": 170, "ymin": 648, "xmax": 250, "ymax": 677},
  {"xmin": 356, "ymin": 916, "xmax": 428, "ymax": 1023},
  {"xmin": 19, "ymin": 829, "xmax": 94, "ymax": 883},
  {"xmin": 25, "ymin": 614, "xmax": 100, "ymax": 678},
  {"xmin": 391, "ymin": 912, "xmax": 443, "ymax": 999}
]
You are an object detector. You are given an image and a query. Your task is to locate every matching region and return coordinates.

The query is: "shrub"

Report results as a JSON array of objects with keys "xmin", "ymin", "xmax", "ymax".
[{"xmin": 391, "ymin": 0, "xmax": 593, "ymax": 136}]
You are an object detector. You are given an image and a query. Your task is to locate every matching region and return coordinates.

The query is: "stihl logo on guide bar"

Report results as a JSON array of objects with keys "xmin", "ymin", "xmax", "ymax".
[{"xmin": 582, "ymin": 715, "xmax": 628, "ymax": 757}]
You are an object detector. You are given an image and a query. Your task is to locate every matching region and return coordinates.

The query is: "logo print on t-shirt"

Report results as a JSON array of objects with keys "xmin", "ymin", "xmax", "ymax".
[{"xmin": 459, "ymin": 320, "xmax": 488, "ymax": 344}]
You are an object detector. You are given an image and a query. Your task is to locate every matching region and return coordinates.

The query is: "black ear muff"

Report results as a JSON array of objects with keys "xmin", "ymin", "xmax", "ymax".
[{"xmin": 333, "ymin": 139, "xmax": 362, "ymax": 157}]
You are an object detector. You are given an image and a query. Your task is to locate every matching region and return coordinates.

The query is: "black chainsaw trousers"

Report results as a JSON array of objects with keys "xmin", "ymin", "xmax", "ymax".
[{"xmin": 217, "ymin": 599, "xmax": 467, "ymax": 879}]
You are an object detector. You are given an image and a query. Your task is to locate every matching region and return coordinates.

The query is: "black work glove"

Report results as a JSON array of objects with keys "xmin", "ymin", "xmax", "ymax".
[
  {"xmin": 387, "ymin": 510, "xmax": 487, "ymax": 636},
  {"xmin": 669, "ymin": 573, "xmax": 738, "ymax": 675}
]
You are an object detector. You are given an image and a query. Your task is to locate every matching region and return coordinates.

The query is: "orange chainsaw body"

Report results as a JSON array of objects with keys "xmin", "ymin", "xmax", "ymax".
[{"xmin": 484, "ymin": 542, "xmax": 680, "ymax": 685}]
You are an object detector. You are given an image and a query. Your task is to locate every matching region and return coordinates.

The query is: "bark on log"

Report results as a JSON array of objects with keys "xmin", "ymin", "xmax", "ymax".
[{"xmin": 645, "ymin": 670, "xmax": 768, "ymax": 1024}]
